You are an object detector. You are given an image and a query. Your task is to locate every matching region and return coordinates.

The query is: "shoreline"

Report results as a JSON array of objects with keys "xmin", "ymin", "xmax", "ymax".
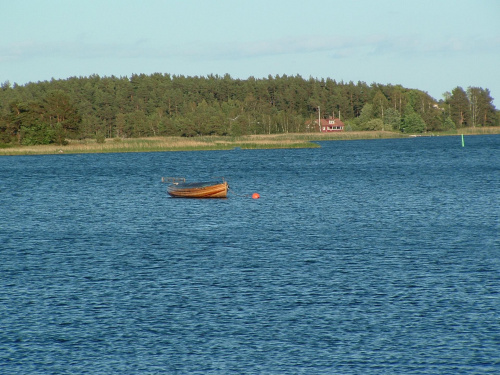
[{"xmin": 1, "ymin": 128, "xmax": 499, "ymax": 156}]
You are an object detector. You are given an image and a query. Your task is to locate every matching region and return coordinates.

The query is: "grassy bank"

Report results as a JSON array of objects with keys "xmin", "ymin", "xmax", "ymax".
[{"xmin": 1, "ymin": 128, "xmax": 499, "ymax": 155}]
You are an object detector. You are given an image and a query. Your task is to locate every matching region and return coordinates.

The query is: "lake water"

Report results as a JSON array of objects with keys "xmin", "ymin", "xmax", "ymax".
[{"xmin": 1, "ymin": 135, "xmax": 499, "ymax": 374}]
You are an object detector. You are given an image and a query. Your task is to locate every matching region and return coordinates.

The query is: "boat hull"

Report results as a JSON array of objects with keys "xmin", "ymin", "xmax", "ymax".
[{"xmin": 167, "ymin": 182, "xmax": 228, "ymax": 198}]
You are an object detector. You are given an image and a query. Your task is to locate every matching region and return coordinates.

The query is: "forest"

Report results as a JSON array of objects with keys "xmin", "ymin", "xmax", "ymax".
[{"xmin": 0, "ymin": 73, "xmax": 498, "ymax": 145}]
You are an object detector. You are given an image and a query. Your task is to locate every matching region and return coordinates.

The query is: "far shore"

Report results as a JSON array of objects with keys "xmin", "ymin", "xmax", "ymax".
[{"xmin": 1, "ymin": 128, "xmax": 499, "ymax": 156}]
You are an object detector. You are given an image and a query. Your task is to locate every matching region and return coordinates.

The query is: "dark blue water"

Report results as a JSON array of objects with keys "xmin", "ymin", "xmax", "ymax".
[{"xmin": 1, "ymin": 135, "xmax": 499, "ymax": 374}]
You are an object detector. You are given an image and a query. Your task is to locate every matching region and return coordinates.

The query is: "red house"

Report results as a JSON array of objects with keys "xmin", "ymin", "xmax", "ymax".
[{"xmin": 317, "ymin": 117, "xmax": 345, "ymax": 132}]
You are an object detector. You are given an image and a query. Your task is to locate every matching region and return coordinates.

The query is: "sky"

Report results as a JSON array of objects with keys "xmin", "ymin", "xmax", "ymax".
[{"xmin": 1, "ymin": 0, "xmax": 499, "ymax": 105}]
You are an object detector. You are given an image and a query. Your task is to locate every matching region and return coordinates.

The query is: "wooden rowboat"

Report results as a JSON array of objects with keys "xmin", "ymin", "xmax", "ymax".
[{"xmin": 162, "ymin": 177, "xmax": 228, "ymax": 198}]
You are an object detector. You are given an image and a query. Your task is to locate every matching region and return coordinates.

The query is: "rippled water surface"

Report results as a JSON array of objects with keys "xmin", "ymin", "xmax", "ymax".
[{"xmin": 1, "ymin": 135, "xmax": 499, "ymax": 374}]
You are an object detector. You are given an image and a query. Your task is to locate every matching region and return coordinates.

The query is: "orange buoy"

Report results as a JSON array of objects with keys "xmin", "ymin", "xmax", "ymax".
[{"xmin": 252, "ymin": 193, "xmax": 260, "ymax": 199}]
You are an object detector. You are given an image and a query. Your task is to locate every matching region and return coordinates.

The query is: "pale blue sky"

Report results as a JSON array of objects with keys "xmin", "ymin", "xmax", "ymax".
[{"xmin": 1, "ymin": 0, "xmax": 499, "ymax": 105}]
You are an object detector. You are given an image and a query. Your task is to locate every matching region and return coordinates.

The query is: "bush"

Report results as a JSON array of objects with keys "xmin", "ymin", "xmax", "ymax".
[
  {"xmin": 403, "ymin": 112, "xmax": 426, "ymax": 133},
  {"xmin": 364, "ymin": 119, "xmax": 384, "ymax": 131},
  {"xmin": 21, "ymin": 124, "xmax": 55, "ymax": 145},
  {"xmin": 95, "ymin": 133, "xmax": 106, "ymax": 143}
]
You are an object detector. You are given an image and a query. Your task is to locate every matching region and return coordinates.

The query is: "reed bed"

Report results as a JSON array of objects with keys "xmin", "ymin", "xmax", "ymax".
[
  {"xmin": 435, "ymin": 127, "xmax": 500, "ymax": 135},
  {"xmin": 0, "ymin": 135, "xmax": 320, "ymax": 155},
  {"xmin": 1, "ymin": 128, "xmax": 498, "ymax": 155}
]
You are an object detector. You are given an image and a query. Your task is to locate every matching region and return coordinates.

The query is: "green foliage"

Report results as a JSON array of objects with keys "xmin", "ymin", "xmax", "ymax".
[
  {"xmin": 365, "ymin": 119, "xmax": 384, "ymax": 131},
  {"xmin": 351, "ymin": 103, "xmax": 374, "ymax": 130},
  {"xmin": 466, "ymin": 87, "xmax": 496, "ymax": 127},
  {"xmin": 0, "ymin": 74, "xmax": 497, "ymax": 144},
  {"xmin": 371, "ymin": 90, "xmax": 389, "ymax": 119},
  {"xmin": 384, "ymin": 107, "xmax": 401, "ymax": 131},
  {"xmin": 443, "ymin": 116, "xmax": 456, "ymax": 131},
  {"xmin": 358, "ymin": 103, "xmax": 374, "ymax": 124},
  {"xmin": 21, "ymin": 123, "xmax": 55, "ymax": 145},
  {"xmin": 95, "ymin": 132, "xmax": 106, "ymax": 144},
  {"xmin": 447, "ymin": 87, "xmax": 470, "ymax": 128},
  {"xmin": 2, "ymin": 90, "xmax": 80, "ymax": 145},
  {"xmin": 403, "ymin": 104, "xmax": 426, "ymax": 133}
]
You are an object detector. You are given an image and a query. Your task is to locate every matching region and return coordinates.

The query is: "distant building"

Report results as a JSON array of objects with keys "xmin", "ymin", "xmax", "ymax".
[
  {"xmin": 306, "ymin": 116, "xmax": 345, "ymax": 132},
  {"xmin": 311, "ymin": 117, "xmax": 345, "ymax": 132}
]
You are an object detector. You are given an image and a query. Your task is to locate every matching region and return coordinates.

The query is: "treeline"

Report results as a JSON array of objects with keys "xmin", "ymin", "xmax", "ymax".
[{"xmin": 0, "ymin": 73, "xmax": 497, "ymax": 145}]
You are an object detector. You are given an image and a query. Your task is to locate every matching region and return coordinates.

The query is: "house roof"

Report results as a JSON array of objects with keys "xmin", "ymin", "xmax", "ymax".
[
  {"xmin": 305, "ymin": 117, "xmax": 345, "ymax": 128},
  {"xmin": 319, "ymin": 118, "xmax": 345, "ymax": 127}
]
